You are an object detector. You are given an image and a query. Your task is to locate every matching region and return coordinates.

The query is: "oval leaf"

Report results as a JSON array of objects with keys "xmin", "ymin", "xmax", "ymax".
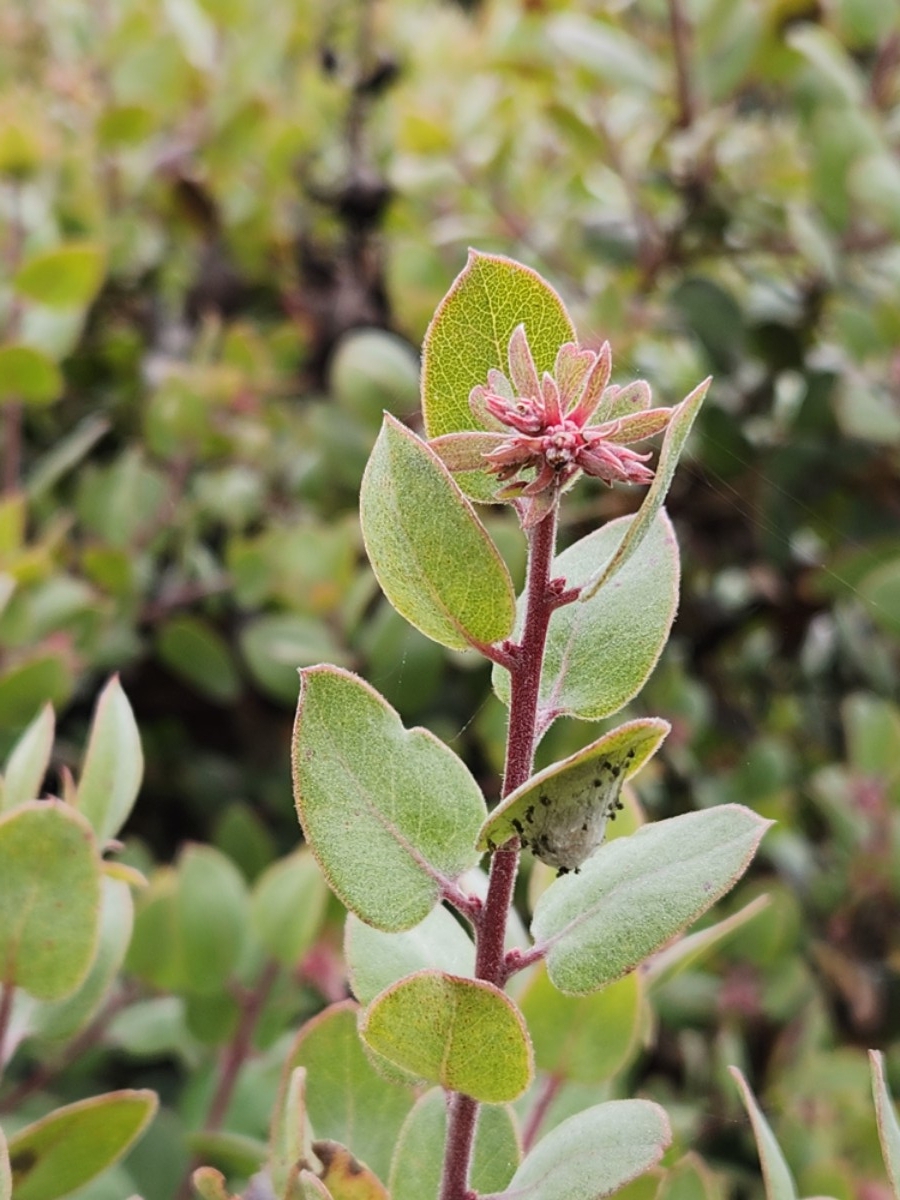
[
  {"xmin": 870, "ymin": 1051, "xmax": 900, "ymax": 1199},
  {"xmin": 1, "ymin": 702, "xmax": 54, "ymax": 812},
  {"xmin": 77, "ymin": 676, "xmax": 144, "ymax": 844},
  {"xmin": 0, "ymin": 345, "xmax": 63, "ymax": 406},
  {"xmin": 360, "ymin": 415, "xmax": 515, "ymax": 651},
  {"xmin": 494, "ymin": 510, "xmax": 679, "ymax": 722},
  {"xmin": 478, "ymin": 718, "xmax": 669, "ymax": 871},
  {"xmin": 250, "ymin": 850, "xmax": 328, "ymax": 967},
  {"xmin": 360, "ymin": 969, "xmax": 533, "ymax": 1103},
  {"xmin": 532, "ymin": 805, "xmax": 771, "ymax": 994},
  {"xmin": 175, "ymin": 845, "xmax": 248, "ymax": 995},
  {"xmin": 279, "ymin": 1001, "xmax": 414, "ymax": 1183},
  {"xmin": 483, "ymin": 1099, "xmax": 670, "ymax": 1200},
  {"xmin": 293, "ymin": 666, "xmax": 486, "ymax": 931},
  {"xmin": 421, "ymin": 251, "xmax": 576, "ymax": 500},
  {"xmin": 8, "ymin": 1090, "xmax": 157, "ymax": 1200},
  {"xmin": 14, "ymin": 242, "xmax": 105, "ymax": 309},
  {"xmin": 389, "ymin": 1087, "xmax": 520, "ymax": 1200},
  {"xmin": 729, "ymin": 1067, "xmax": 797, "ymax": 1200},
  {"xmin": 582, "ymin": 379, "xmax": 709, "ymax": 600},
  {"xmin": 346, "ymin": 907, "xmax": 475, "ymax": 1007},
  {"xmin": 0, "ymin": 801, "xmax": 102, "ymax": 1000}
]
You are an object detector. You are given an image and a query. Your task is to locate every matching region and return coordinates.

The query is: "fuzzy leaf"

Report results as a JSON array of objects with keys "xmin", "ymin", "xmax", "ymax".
[
  {"xmin": 345, "ymin": 907, "xmax": 475, "ymax": 1007},
  {"xmin": 0, "ymin": 801, "xmax": 102, "ymax": 1001},
  {"xmin": 14, "ymin": 242, "xmax": 105, "ymax": 309},
  {"xmin": 478, "ymin": 719, "xmax": 668, "ymax": 871},
  {"xmin": 280, "ymin": 1001, "xmax": 414, "ymax": 1183},
  {"xmin": 293, "ymin": 666, "xmax": 486, "ymax": 931},
  {"xmin": 7, "ymin": 1090, "xmax": 157, "ymax": 1200},
  {"xmin": 1, "ymin": 702, "xmax": 54, "ymax": 811},
  {"xmin": 29, "ymin": 877, "xmax": 133, "ymax": 1043},
  {"xmin": 494, "ymin": 511, "xmax": 679, "ymax": 722},
  {"xmin": 520, "ymin": 967, "xmax": 643, "ymax": 1084},
  {"xmin": 389, "ymin": 1088, "xmax": 520, "ymax": 1200},
  {"xmin": 870, "ymin": 1050, "xmax": 900, "ymax": 1199},
  {"xmin": 77, "ymin": 676, "xmax": 144, "ymax": 843},
  {"xmin": 483, "ymin": 1100, "xmax": 670, "ymax": 1200},
  {"xmin": 582, "ymin": 378, "xmax": 709, "ymax": 600},
  {"xmin": 360, "ymin": 970, "xmax": 533, "ymax": 1103},
  {"xmin": 422, "ymin": 251, "xmax": 576, "ymax": 500},
  {"xmin": 250, "ymin": 849, "xmax": 328, "ymax": 967},
  {"xmin": 360, "ymin": 415, "xmax": 515, "ymax": 651},
  {"xmin": 729, "ymin": 1067, "xmax": 797, "ymax": 1200},
  {"xmin": 532, "ymin": 806, "xmax": 770, "ymax": 994}
]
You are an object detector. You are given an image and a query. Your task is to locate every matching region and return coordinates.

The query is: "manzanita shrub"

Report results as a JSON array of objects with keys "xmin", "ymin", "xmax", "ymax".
[{"xmin": 286, "ymin": 251, "xmax": 771, "ymax": 1200}]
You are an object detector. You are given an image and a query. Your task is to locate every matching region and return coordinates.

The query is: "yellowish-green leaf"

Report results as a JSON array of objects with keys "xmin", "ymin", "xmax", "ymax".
[
  {"xmin": 14, "ymin": 242, "xmax": 105, "ymax": 310},
  {"xmin": 314, "ymin": 1140, "xmax": 389, "ymax": 1200},
  {"xmin": 0, "ymin": 801, "xmax": 102, "ymax": 1001},
  {"xmin": 77, "ymin": 675, "xmax": 144, "ymax": 843},
  {"xmin": 1, "ymin": 702, "xmax": 54, "ymax": 812},
  {"xmin": 0, "ymin": 345, "xmax": 63, "ymax": 406},
  {"xmin": 8, "ymin": 1090, "xmax": 157, "ymax": 1200},
  {"xmin": 360, "ymin": 415, "xmax": 515, "ymax": 651},
  {"xmin": 360, "ymin": 969, "xmax": 533, "ymax": 1103}
]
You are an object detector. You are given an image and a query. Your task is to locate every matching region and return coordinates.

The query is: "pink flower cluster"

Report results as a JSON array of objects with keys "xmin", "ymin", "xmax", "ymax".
[{"xmin": 430, "ymin": 324, "xmax": 674, "ymax": 526}]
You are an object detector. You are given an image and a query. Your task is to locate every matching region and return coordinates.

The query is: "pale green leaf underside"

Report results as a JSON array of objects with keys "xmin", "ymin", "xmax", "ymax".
[
  {"xmin": 360, "ymin": 969, "xmax": 533, "ymax": 1103},
  {"xmin": 77, "ymin": 675, "xmax": 144, "ymax": 843},
  {"xmin": 729, "ymin": 1067, "xmax": 798, "ymax": 1200},
  {"xmin": 582, "ymin": 377, "xmax": 709, "ymax": 599},
  {"xmin": 870, "ymin": 1050, "xmax": 900, "ymax": 1199},
  {"xmin": 1, "ymin": 702, "xmax": 54, "ymax": 812},
  {"xmin": 281, "ymin": 1001, "xmax": 414, "ymax": 1183},
  {"xmin": 360, "ymin": 415, "xmax": 515, "ymax": 651},
  {"xmin": 8, "ymin": 1090, "xmax": 157, "ymax": 1200},
  {"xmin": 483, "ymin": 1099, "xmax": 670, "ymax": 1200},
  {"xmin": 0, "ymin": 801, "xmax": 101, "ymax": 1001},
  {"xmin": 493, "ymin": 510, "xmax": 679, "ymax": 722},
  {"xmin": 346, "ymin": 907, "xmax": 475, "ymax": 1007},
  {"xmin": 421, "ymin": 250, "xmax": 576, "ymax": 501},
  {"xmin": 478, "ymin": 718, "xmax": 669, "ymax": 871},
  {"xmin": 532, "ymin": 805, "xmax": 771, "ymax": 994},
  {"xmin": 293, "ymin": 666, "xmax": 486, "ymax": 932},
  {"xmin": 389, "ymin": 1088, "xmax": 520, "ymax": 1200}
]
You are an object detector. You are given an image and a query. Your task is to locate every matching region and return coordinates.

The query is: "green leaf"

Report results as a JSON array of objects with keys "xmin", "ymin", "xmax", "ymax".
[
  {"xmin": 29, "ymin": 877, "xmax": 133, "ymax": 1043},
  {"xmin": 547, "ymin": 15, "xmax": 666, "ymax": 92},
  {"xmin": 156, "ymin": 616, "xmax": 241, "ymax": 704},
  {"xmin": 0, "ymin": 655, "xmax": 73, "ymax": 730},
  {"xmin": 293, "ymin": 666, "xmax": 486, "ymax": 931},
  {"xmin": 7, "ymin": 1090, "xmax": 157, "ymax": 1200},
  {"xmin": 0, "ymin": 345, "xmax": 64, "ymax": 405},
  {"xmin": 359, "ymin": 969, "xmax": 533, "ymax": 1103},
  {"xmin": 389, "ymin": 1088, "xmax": 520, "ymax": 1200},
  {"xmin": 360, "ymin": 415, "xmax": 515, "ymax": 651},
  {"xmin": 421, "ymin": 251, "xmax": 576, "ymax": 500},
  {"xmin": 729, "ymin": 1067, "xmax": 797, "ymax": 1200},
  {"xmin": 532, "ymin": 805, "xmax": 770, "ymax": 994},
  {"xmin": 250, "ymin": 849, "xmax": 328, "ymax": 967},
  {"xmin": 345, "ymin": 906, "xmax": 475, "ymax": 1007},
  {"xmin": 280, "ymin": 1001, "xmax": 414, "ymax": 1183},
  {"xmin": 655, "ymin": 1153, "xmax": 720, "ymax": 1200},
  {"xmin": 478, "ymin": 719, "xmax": 669, "ymax": 871},
  {"xmin": 185, "ymin": 1131, "xmax": 267, "ymax": 1178},
  {"xmin": 1, "ymin": 702, "xmax": 54, "ymax": 812},
  {"xmin": 14, "ymin": 242, "xmax": 105, "ymax": 309},
  {"xmin": 175, "ymin": 845, "xmax": 248, "ymax": 995},
  {"xmin": 520, "ymin": 966, "xmax": 643, "ymax": 1084},
  {"xmin": 494, "ymin": 511, "xmax": 679, "ymax": 723},
  {"xmin": 786, "ymin": 23, "xmax": 866, "ymax": 103},
  {"xmin": 483, "ymin": 1100, "xmax": 670, "ymax": 1200},
  {"xmin": 644, "ymin": 894, "xmax": 771, "ymax": 987},
  {"xmin": 859, "ymin": 559, "xmax": 900, "ymax": 640},
  {"xmin": 77, "ymin": 676, "xmax": 144, "ymax": 844},
  {"xmin": 581, "ymin": 378, "xmax": 709, "ymax": 601},
  {"xmin": 0, "ymin": 801, "xmax": 102, "ymax": 1001},
  {"xmin": 240, "ymin": 612, "xmax": 350, "ymax": 704},
  {"xmin": 269, "ymin": 1066, "xmax": 312, "ymax": 1199},
  {"xmin": 1, "ymin": 1126, "xmax": 11, "ymax": 1200},
  {"xmin": 870, "ymin": 1050, "xmax": 900, "ymax": 1199}
]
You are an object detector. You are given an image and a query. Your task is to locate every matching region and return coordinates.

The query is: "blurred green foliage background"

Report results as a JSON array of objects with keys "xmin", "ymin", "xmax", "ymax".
[{"xmin": 3, "ymin": 0, "xmax": 900, "ymax": 1195}]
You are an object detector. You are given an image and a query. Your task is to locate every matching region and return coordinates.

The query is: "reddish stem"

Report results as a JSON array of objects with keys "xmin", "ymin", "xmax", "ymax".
[
  {"xmin": 522, "ymin": 1073, "xmax": 563, "ymax": 1152},
  {"xmin": 439, "ymin": 508, "xmax": 560, "ymax": 1200}
]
